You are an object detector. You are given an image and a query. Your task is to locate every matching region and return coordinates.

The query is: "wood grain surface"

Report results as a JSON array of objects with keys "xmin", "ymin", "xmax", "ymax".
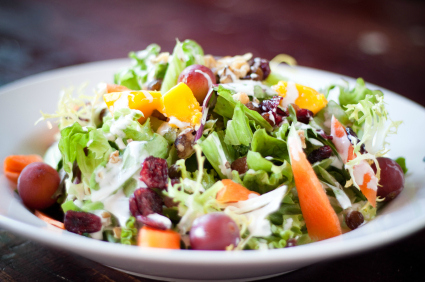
[{"xmin": 1, "ymin": 0, "xmax": 424, "ymax": 281}]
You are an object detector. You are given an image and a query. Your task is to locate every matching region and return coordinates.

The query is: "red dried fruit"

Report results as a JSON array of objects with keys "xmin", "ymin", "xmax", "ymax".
[
  {"xmin": 130, "ymin": 188, "xmax": 163, "ymax": 217},
  {"xmin": 307, "ymin": 145, "xmax": 333, "ymax": 164},
  {"xmin": 260, "ymin": 96, "xmax": 282, "ymax": 113},
  {"xmin": 140, "ymin": 156, "xmax": 168, "ymax": 189},
  {"xmin": 64, "ymin": 210, "xmax": 102, "ymax": 234},
  {"xmin": 296, "ymin": 108, "xmax": 313, "ymax": 124}
]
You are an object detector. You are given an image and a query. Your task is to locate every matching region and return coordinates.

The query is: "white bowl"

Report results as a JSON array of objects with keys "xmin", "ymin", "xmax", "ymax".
[{"xmin": 1, "ymin": 60, "xmax": 424, "ymax": 281}]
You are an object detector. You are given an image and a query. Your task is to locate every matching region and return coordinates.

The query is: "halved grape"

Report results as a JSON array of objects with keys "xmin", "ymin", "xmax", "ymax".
[
  {"xmin": 178, "ymin": 64, "xmax": 216, "ymax": 103},
  {"xmin": 371, "ymin": 157, "xmax": 405, "ymax": 202},
  {"xmin": 17, "ymin": 162, "xmax": 60, "ymax": 209},
  {"xmin": 190, "ymin": 213, "xmax": 240, "ymax": 250}
]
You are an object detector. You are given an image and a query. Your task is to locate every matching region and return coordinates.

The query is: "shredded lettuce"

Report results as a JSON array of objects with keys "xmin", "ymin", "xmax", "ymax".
[
  {"xmin": 251, "ymin": 129, "xmax": 289, "ymax": 162},
  {"xmin": 115, "ymin": 44, "xmax": 161, "ymax": 90},
  {"xmin": 334, "ymin": 78, "xmax": 383, "ymax": 107},
  {"xmin": 121, "ymin": 216, "xmax": 138, "ymax": 245},
  {"xmin": 395, "ymin": 157, "xmax": 408, "ymax": 174}
]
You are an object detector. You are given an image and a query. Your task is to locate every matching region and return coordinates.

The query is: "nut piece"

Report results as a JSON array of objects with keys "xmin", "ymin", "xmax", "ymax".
[
  {"xmin": 109, "ymin": 150, "xmax": 120, "ymax": 164},
  {"xmin": 204, "ymin": 55, "xmax": 217, "ymax": 69},
  {"xmin": 297, "ymin": 130, "xmax": 307, "ymax": 149},
  {"xmin": 232, "ymin": 92, "xmax": 250, "ymax": 104},
  {"xmin": 175, "ymin": 129, "xmax": 196, "ymax": 159}
]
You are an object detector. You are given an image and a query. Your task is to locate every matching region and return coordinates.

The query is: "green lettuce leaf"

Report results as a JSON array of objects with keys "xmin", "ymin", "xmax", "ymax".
[
  {"xmin": 314, "ymin": 100, "xmax": 351, "ymax": 133},
  {"xmin": 333, "ymin": 78, "xmax": 383, "ymax": 107},
  {"xmin": 121, "ymin": 216, "xmax": 138, "ymax": 245},
  {"xmin": 224, "ymin": 102, "xmax": 253, "ymax": 146},
  {"xmin": 114, "ymin": 44, "xmax": 161, "ymax": 90},
  {"xmin": 213, "ymin": 85, "xmax": 273, "ymax": 132},
  {"xmin": 58, "ymin": 122, "xmax": 113, "ymax": 186},
  {"xmin": 251, "ymin": 129, "xmax": 289, "ymax": 162},
  {"xmin": 395, "ymin": 157, "xmax": 408, "ymax": 174}
]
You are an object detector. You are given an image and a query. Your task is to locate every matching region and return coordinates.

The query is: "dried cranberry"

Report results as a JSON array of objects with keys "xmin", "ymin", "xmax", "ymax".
[
  {"xmin": 260, "ymin": 96, "xmax": 282, "ymax": 113},
  {"xmin": 307, "ymin": 145, "xmax": 333, "ymax": 164},
  {"xmin": 346, "ymin": 127, "xmax": 367, "ymax": 154},
  {"xmin": 140, "ymin": 156, "xmax": 168, "ymax": 189},
  {"xmin": 316, "ymin": 129, "xmax": 333, "ymax": 140},
  {"xmin": 170, "ymin": 178, "xmax": 180, "ymax": 186},
  {"xmin": 345, "ymin": 211, "xmax": 364, "ymax": 230},
  {"xmin": 286, "ymin": 238, "xmax": 297, "ymax": 248},
  {"xmin": 296, "ymin": 108, "xmax": 313, "ymax": 124},
  {"xmin": 231, "ymin": 157, "xmax": 248, "ymax": 175},
  {"xmin": 276, "ymin": 106, "xmax": 288, "ymax": 117},
  {"xmin": 130, "ymin": 188, "xmax": 163, "ymax": 217},
  {"xmin": 64, "ymin": 210, "xmax": 102, "ymax": 234},
  {"xmin": 136, "ymin": 214, "xmax": 170, "ymax": 230},
  {"xmin": 245, "ymin": 102, "xmax": 262, "ymax": 113},
  {"xmin": 274, "ymin": 114, "xmax": 283, "ymax": 125}
]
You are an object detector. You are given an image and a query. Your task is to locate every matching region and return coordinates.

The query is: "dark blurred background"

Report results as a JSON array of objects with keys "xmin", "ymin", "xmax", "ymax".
[{"xmin": 1, "ymin": 0, "xmax": 424, "ymax": 281}]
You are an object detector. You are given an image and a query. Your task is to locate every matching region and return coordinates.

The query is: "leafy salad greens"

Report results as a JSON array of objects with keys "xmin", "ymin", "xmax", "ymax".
[{"xmin": 27, "ymin": 39, "xmax": 405, "ymax": 251}]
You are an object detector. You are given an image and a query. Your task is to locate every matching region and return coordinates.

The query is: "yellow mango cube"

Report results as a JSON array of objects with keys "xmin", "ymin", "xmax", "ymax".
[
  {"xmin": 272, "ymin": 81, "xmax": 327, "ymax": 114},
  {"xmin": 103, "ymin": 91, "xmax": 162, "ymax": 124},
  {"xmin": 159, "ymin": 83, "xmax": 202, "ymax": 127}
]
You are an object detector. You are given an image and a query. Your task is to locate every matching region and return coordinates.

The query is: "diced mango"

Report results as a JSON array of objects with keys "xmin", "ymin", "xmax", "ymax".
[
  {"xmin": 159, "ymin": 82, "xmax": 202, "ymax": 127},
  {"xmin": 272, "ymin": 81, "xmax": 327, "ymax": 114},
  {"xmin": 103, "ymin": 91, "xmax": 162, "ymax": 124}
]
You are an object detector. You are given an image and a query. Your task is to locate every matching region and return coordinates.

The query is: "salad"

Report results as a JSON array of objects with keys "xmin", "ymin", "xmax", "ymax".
[{"xmin": 3, "ymin": 39, "xmax": 406, "ymax": 250}]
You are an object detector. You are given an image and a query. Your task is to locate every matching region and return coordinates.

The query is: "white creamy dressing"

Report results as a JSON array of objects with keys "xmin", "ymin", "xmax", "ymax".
[
  {"xmin": 280, "ymin": 81, "xmax": 299, "ymax": 108},
  {"xmin": 309, "ymin": 138, "xmax": 324, "ymax": 146},
  {"xmin": 109, "ymin": 110, "xmax": 142, "ymax": 138},
  {"xmin": 194, "ymin": 69, "xmax": 213, "ymax": 89},
  {"xmin": 283, "ymin": 217, "xmax": 293, "ymax": 231},
  {"xmin": 91, "ymin": 141, "xmax": 149, "ymax": 202},
  {"xmin": 221, "ymin": 80, "xmax": 277, "ymax": 97},
  {"xmin": 330, "ymin": 116, "xmax": 350, "ymax": 163},
  {"xmin": 142, "ymin": 91, "xmax": 153, "ymax": 103},
  {"xmin": 156, "ymin": 122, "xmax": 173, "ymax": 136},
  {"xmin": 353, "ymin": 161, "xmax": 378, "ymax": 191},
  {"xmin": 113, "ymin": 91, "xmax": 131, "ymax": 111},
  {"xmin": 287, "ymin": 128, "xmax": 303, "ymax": 162},
  {"xmin": 330, "ymin": 156, "xmax": 344, "ymax": 169},
  {"xmin": 168, "ymin": 116, "xmax": 191, "ymax": 129},
  {"xmin": 211, "ymin": 134, "xmax": 232, "ymax": 178},
  {"xmin": 103, "ymin": 189, "xmax": 131, "ymax": 227},
  {"xmin": 115, "ymin": 137, "xmax": 126, "ymax": 150},
  {"xmin": 147, "ymin": 213, "xmax": 172, "ymax": 230},
  {"xmin": 225, "ymin": 185, "xmax": 287, "ymax": 237}
]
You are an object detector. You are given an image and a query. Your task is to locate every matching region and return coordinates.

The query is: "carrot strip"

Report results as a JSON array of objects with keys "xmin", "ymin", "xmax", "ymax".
[
  {"xmin": 216, "ymin": 179, "xmax": 260, "ymax": 203},
  {"xmin": 331, "ymin": 117, "xmax": 377, "ymax": 207},
  {"xmin": 35, "ymin": 210, "xmax": 65, "ymax": 229},
  {"xmin": 3, "ymin": 155, "xmax": 43, "ymax": 185},
  {"xmin": 106, "ymin": 84, "xmax": 130, "ymax": 93},
  {"xmin": 138, "ymin": 226, "xmax": 181, "ymax": 249},
  {"xmin": 288, "ymin": 128, "xmax": 342, "ymax": 241}
]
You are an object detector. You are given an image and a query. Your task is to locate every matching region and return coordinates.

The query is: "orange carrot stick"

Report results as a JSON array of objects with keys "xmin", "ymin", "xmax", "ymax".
[
  {"xmin": 288, "ymin": 128, "xmax": 342, "ymax": 241},
  {"xmin": 3, "ymin": 155, "xmax": 44, "ymax": 186},
  {"xmin": 216, "ymin": 179, "xmax": 260, "ymax": 203},
  {"xmin": 35, "ymin": 210, "xmax": 65, "ymax": 229},
  {"xmin": 138, "ymin": 226, "xmax": 181, "ymax": 249}
]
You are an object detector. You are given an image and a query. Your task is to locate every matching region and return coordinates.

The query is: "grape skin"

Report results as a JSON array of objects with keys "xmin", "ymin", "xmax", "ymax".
[
  {"xmin": 17, "ymin": 162, "xmax": 60, "ymax": 209},
  {"xmin": 190, "ymin": 213, "xmax": 240, "ymax": 250},
  {"xmin": 372, "ymin": 157, "xmax": 405, "ymax": 202},
  {"xmin": 178, "ymin": 64, "xmax": 216, "ymax": 103}
]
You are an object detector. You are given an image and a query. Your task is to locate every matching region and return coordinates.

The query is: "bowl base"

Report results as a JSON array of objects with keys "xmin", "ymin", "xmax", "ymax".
[{"xmin": 107, "ymin": 265, "xmax": 295, "ymax": 281}]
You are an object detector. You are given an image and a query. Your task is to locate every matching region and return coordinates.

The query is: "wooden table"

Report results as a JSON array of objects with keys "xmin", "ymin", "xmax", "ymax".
[{"xmin": 1, "ymin": 0, "xmax": 424, "ymax": 281}]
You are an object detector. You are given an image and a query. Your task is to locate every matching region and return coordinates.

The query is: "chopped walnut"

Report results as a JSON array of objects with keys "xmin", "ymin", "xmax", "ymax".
[
  {"xmin": 218, "ymin": 67, "xmax": 235, "ymax": 84},
  {"xmin": 113, "ymin": 227, "xmax": 122, "ymax": 239},
  {"xmin": 109, "ymin": 150, "xmax": 120, "ymax": 164},
  {"xmin": 151, "ymin": 52, "xmax": 169, "ymax": 64},
  {"xmin": 101, "ymin": 211, "xmax": 111, "ymax": 218},
  {"xmin": 232, "ymin": 92, "xmax": 250, "ymax": 104},
  {"xmin": 297, "ymin": 130, "xmax": 307, "ymax": 149},
  {"xmin": 229, "ymin": 59, "xmax": 250, "ymax": 78},
  {"xmin": 204, "ymin": 55, "xmax": 217, "ymax": 69}
]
